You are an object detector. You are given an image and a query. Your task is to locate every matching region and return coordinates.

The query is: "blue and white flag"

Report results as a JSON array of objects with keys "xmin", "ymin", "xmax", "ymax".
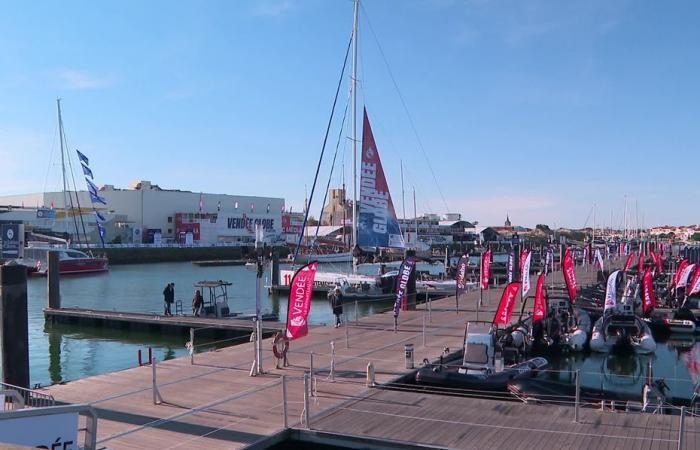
[
  {"xmin": 86, "ymin": 178, "xmax": 99, "ymax": 196},
  {"xmin": 76, "ymin": 149, "xmax": 89, "ymax": 166},
  {"xmin": 95, "ymin": 210, "xmax": 106, "ymax": 221},
  {"xmin": 81, "ymin": 163, "xmax": 93, "ymax": 179},
  {"xmin": 90, "ymin": 192, "xmax": 107, "ymax": 205}
]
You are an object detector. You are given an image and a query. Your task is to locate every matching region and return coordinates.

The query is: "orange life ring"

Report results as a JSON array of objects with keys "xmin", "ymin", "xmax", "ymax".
[{"xmin": 272, "ymin": 332, "xmax": 289, "ymax": 359}]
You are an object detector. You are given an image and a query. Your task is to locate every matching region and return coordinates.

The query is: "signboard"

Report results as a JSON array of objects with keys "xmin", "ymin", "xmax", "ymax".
[
  {"xmin": 153, "ymin": 232, "xmax": 162, "ymax": 246},
  {"xmin": 0, "ymin": 412, "xmax": 78, "ymax": 449},
  {"xmin": 281, "ymin": 214, "xmax": 303, "ymax": 234},
  {"xmin": 217, "ymin": 212, "xmax": 281, "ymax": 237},
  {"xmin": 185, "ymin": 231, "xmax": 194, "ymax": 245},
  {"xmin": 36, "ymin": 208, "xmax": 56, "ymax": 219},
  {"xmin": 132, "ymin": 227, "xmax": 142, "ymax": 244},
  {"xmin": 1, "ymin": 224, "xmax": 20, "ymax": 258}
]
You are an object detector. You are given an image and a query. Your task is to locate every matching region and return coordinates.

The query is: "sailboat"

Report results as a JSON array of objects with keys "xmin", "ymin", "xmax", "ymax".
[
  {"xmin": 278, "ymin": 0, "xmax": 406, "ymax": 299},
  {"xmin": 23, "ymin": 99, "xmax": 108, "ymax": 276}
]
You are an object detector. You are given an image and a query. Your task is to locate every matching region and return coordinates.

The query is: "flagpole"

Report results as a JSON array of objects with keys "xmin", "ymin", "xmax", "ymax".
[
  {"xmin": 350, "ymin": 0, "xmax": 359, "ymax": 274},
  {"xmin": 478, "ymin": 251, "xmax": 482, "ymax": 321}
]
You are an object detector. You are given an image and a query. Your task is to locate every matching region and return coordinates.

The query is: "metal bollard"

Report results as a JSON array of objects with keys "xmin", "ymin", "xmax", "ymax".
[
  {"xmin": 329, "ymin": 341, "xmax": 336, "ymax": 382},
  {"xmin": 428, "ymin": 295, "xmax": 432, "ymax": 322},
  {"xmin": 366, "ymin": 362, "xmax": 375, "ymax": 387},
  {"xmin": 678, "ymin": 406, "xmax": 685, "ymax": 450},
  {"xmin": 309, "ymin": 352, "xmax": 315, "ymax": 397},
  {"xmin": 404, "ymin": 344, "xmax": 414, "ymax": 369},
  {"xmin": 345, "ymin": 315, "xmax": 349, "ymax": 349},
  {"xmin": 189, "ymin": 328, "xmax": 195, "ymax": 365},
  {"xmin": 281, "ymin": 375, "xmax": 288, "ymax": 429},
  {"xmin": 152, "ymin": 358, "xmax": 162, "ymax": 405},
  {"xmin": 303, "ymin": 374, "xmax": 311, "ymax": 429},
  {"xmin": 574, "ymin": 369, "xmax": 580, "ymax": 423},
  {"xmin": 422, "ymin": 314, "xmax": 426, "ymax": 347}
]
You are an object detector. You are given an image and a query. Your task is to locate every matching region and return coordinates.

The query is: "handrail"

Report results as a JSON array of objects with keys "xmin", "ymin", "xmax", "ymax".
[
  {"xmin": 0, "ymin": 382, "xmax": 55, "ymax": 408},
  {"xmin": 0, "ymin": 389, "xmax": 25, "ymax": 410}
]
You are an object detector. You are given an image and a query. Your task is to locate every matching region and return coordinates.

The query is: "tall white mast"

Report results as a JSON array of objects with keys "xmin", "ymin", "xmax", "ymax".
[
  {"xmin": 623, "ymin": 195, "xmax": 628, "ymax": 240},
  {"xmin": 351, "ymin": 0, "xmax": 359, "ymax": 272},
  {"xmin": 592, "ymin": 202, "xmax": 596, "ymax": 246},
  {"xmin": 57, "ymin": 98, "xmax": 69, "ymax": 221}
]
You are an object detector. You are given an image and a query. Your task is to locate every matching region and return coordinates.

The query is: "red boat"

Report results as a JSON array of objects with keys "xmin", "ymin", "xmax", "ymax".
[{"xmin": 23, "ymin": 246, "xmax": 108, "ymax": 275}]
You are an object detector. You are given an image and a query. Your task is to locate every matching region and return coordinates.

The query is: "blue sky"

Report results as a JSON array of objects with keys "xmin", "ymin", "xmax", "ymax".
[{"xmin": 1, "ymin": 0, "xmax": 698, "ymax": 228}]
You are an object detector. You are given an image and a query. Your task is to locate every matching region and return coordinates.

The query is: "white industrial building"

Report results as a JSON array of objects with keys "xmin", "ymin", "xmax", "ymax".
[{"xmin": 0, "ymin": 180, "xmax": 285, "ymax": 245}]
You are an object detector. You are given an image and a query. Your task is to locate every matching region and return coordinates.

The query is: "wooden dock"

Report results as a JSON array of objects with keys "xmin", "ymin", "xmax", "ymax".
[
  {"xmin": 37, "ymin": 262, "xmax": 699, "ymax": 449},
  {"xmin": 44, "ymin": 307, "xmax": 286, "ymax": 338},
  {"xmin": 192, "ymin": 259, "xmax": 248, "ymax": 267}
]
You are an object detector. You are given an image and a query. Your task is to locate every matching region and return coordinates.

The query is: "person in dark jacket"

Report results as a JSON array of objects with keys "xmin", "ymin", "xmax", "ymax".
[
  {"xmin": 328, "ymin": 286, "xmax": 343, "ymax": 327},
  {"xmin": 163, "ymin": 282, "xmax": 175, "ymax": 316},
  {"xmin": 192, "ymin": 289, "xmax": 204, "ymax": 317}
]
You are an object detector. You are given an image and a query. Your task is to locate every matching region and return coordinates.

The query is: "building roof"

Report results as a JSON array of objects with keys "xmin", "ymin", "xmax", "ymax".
[{"xmin": 303, "ymin": 225, "xmax": 345, "ymax": 237}]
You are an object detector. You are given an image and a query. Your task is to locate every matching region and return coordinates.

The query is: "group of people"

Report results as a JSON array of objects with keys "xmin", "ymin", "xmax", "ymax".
[{"xmin": 162, "ymin": 282, "xmax": 204, "ymax": 317}]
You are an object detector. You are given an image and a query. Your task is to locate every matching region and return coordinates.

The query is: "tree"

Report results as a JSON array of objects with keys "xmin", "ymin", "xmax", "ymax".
[
  {"xmin": 535, "ymin": 224, "xmax": 552, "ymax": 234},
  {"xmin": 691, "ymin": 232, "xmax": 700, "ymax": 241},
  {"xmin": 307, "ymin": 216, "xmax": 319, "ymax": 226}
]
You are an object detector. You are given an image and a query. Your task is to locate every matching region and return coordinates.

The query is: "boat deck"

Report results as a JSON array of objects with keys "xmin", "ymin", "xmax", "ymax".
[{"xmin": 37, "ymin": 260, "xmax": 699, "ymax": 450}]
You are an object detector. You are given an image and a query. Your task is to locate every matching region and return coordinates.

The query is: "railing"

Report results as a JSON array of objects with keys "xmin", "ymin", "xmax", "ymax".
[{"xmin": 0, "ymin": 382, "xmax": 55, "ymax": 408}]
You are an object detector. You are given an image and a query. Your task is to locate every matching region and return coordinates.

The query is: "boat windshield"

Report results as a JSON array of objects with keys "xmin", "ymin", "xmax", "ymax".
[
  {"xmin": 63, "ymin": 250, "xmax": 89, "ymax": 259},
  {"xmin": 464, "ymin": 343, "xmax": 489, "ymax": 365}
]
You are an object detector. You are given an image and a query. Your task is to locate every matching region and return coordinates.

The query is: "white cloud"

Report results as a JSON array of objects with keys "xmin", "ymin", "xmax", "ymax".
[
  {"xmin": 56, "ymin": 69, "xmax": 114, "ymax": 90},
  {"xmin": 252, "ymin": 0, "xmax": 295, "ymax": 17}
]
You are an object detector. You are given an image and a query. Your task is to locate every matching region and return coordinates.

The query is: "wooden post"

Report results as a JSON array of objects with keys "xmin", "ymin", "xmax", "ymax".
[
  {"xmin": 48, "ymin": 251, "xmax": 60, "ymax": 309},
  {"xmin": 574, "ymin": 369, "xmax": 580, "ymax": 423},
  {"xmin": 271, "ymin": 251, "xmax": 280, "ymax": 289},
  {"xmin": 0, "ymin": 264, "xmax": 30, "ymax": 389}
]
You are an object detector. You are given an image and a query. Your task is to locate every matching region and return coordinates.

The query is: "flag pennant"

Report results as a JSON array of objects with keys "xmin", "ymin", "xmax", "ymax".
[
  {"xmin": 481, "ymin": 249, "xmax": 492, "ymax": 290},
  {"xmin": 642, "ymin": 268, "xmax": 657, "ymax": 315},
  {"xmin": 90, "ymin": 192, "xmax": 107, "ymax": 205},
  {"xmin": 394, "ymin": 256, "xmax": 417, "ymax": 316},
  {"xmin": 674, "ymin": 260, "xmax": 690, "ymax": 287},
  {"xmin": 493, "ymin": 282, "xmax": 521, "ymax": 325},
  {"xmin": 95, "ymin": 210, "xmax": 106, "ymax": 221},
  {"xmin": 604, "ymin": 270, "xmax": 620, "ymax": 312},
  {"xmin": 677, "ymin": 263, "xmax": 696, "ymax": 289},
  {"xmin": 562, "ymin": 247, "xmax": 577, "ymax": 303},
  {"xmin": 76, "ymin": 149, "xmax": 89, "ymax": 165},
  {"xmin": 455, "ymin": 255, "xmax": 469, "ymax": 310},
  {"xmin": 623, "ymin": 252, "xmax": 636, "ymax": 272},
  {"xmin": 687, "ymin": 268, "xmax": 700, "ymax": 297},
  {"xmin": 85, "ymin": 178, "xmax": 99, "ymax": 196},
  {"xmin": 81, "ymin": 163, "xmax": 93, "ymax": 179},
  {"xmin": 521, "ymin": 249, "xmax": 532, "ymax": 296},
  {"xmin": 285, "ymin": 262, "xmax": 318, "ymax": 341},
  {"xmin": 533, "ymin": 273, "xmax": 546, "ymax": 322},
  {"xmin": 595, "ymin": 248, "xmax": 604, "ymax": 271}
]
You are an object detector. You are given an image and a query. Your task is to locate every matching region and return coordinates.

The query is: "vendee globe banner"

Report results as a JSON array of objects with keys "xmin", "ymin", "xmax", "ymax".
[
  {"xmin": 285, "ymin": 262, "xmax": 318, "ymax": 341},
  {"xmin": 493, "ymin": 282, "xmax": 521, "ymax": 325},
  {"xmin": 455, "ymin": 255, "xmax": 469, "ymax": 308},
  {"xmin": 642, "ymin": 268, "xmax": 657, "ymax": 314},
  {"xmin": 521, "ymin": 250, "xmax": 532, "ymax": 296},
  {"xmin": 604, "ymin": 270, "xmax": 620, "ymax": 312},
  {"xmin": 481, "ymin": 249, "xmax": 492, "ymax": 290},
  {"xmin": 393, "ymin": 256, "xmax": 417, "ymax": 317},
  {"xmin": 533, "ymin": 273, "xmax": 546, "ymax": 322},
  {"xmin": 563, "ymin": 248, "xmax": 577, "ymax": 303},
  {"xmin": 358, "ymin": 109, "xmax": 405, "ymax": 249}
]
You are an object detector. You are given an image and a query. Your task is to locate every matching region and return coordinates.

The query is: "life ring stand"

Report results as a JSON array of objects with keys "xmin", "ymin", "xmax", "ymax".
[{"xmin": 273, "ymin": 332, "xmax": 289, "ymax": 360}]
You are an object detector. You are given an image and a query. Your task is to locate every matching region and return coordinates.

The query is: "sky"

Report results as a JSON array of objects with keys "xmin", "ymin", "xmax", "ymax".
[{"xmin": 1, "ymin": 0, "xmax": 698, "ymax": 229}]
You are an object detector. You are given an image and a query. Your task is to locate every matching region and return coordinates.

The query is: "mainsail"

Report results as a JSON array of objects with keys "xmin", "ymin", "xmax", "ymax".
[{"xmin": 358, "ymin": 109, "xmax": 405, "ymax": 249}]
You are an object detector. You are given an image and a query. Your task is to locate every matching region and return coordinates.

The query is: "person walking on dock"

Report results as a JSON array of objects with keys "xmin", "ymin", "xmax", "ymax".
[
  {"xmin": 163, "ymin": 282, "xmax": 174, "ymax": 316},
  {"xmin": 192, "ymin": 289, "xmax": 203, "ymax": 317},
  {"xmin": 328, "ymin": 286, "xmax": 343, "ymax": 327}
]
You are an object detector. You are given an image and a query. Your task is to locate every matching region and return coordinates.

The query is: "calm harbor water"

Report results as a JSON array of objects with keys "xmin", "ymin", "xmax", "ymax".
[{"xmin": 7, "ymin": 261, "xmax": 700, "ymax": 403}]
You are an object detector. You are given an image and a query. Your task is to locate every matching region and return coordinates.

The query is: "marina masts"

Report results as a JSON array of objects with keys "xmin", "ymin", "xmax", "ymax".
[{"xmin": 350, "ymin": 0, "xmax": 359, "ymax": 271}]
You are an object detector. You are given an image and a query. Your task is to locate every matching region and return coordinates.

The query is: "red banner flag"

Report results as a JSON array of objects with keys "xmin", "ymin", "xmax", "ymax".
[
  {"xmin": 642, "ymin": 268, "xmax": 657, "ymax": 315},
  {"xmin": 493, "ymin": 282, "xmax": 521, "ymax": 325},
  {"xmin": 563, "ymin": 247, "xmax": 577, "ymax": 303},
  {"xmin": 285, "ymin": 262, "xmax": 318, "ymax": 341},
  {"xmin": 533, "ymin": 273, "xmax": 546, "ymax": 322},
  {"xmin": 623, "ymin": 252, "xmax": 635, "ymax": 272},
  {"xmin": 481, "ymin": 249, "xmax": 492, "ymax": 290},
  {"xmin": 687, "ymin": 268, "xmax": 700, "ymax": 296},
  {"xmin": 653, "ymin": 251, "xmax": 663, "ymax": 273},
  {"xmin": 673, "ymin": 260, "xmax": 689, "ymax": 287},
  {"xmin": 637, "ymin": 252, "xmax": 645, "ymax": 275}
]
